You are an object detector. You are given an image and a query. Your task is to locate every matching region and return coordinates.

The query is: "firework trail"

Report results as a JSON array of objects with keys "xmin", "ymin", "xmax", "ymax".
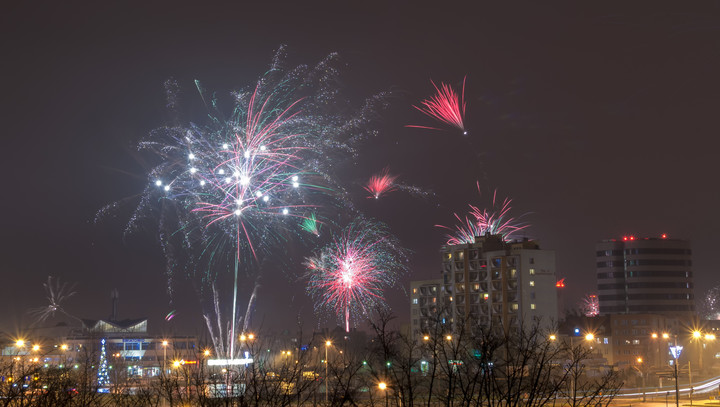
[
  {"xmin": 363, "ymin": 168, "xmax": 398, "ymax": 199},
  {"xmin": 407, "ymin": 77, "xmax": 467, "ymax": 134},
  {"xmin": 363, "ymin": 169, "xmax": 434, "ymax": 200},
  {"xmin": 29, "ymin": 276, "xmax": 81, "ymax": 325},
  {"xmin": 580, "ymin": 294, "xmax": 599, "ymax": 317},
  {"xmin": 107, "ymin": 47, "xmax": 388, "ymax": 358},
  {"xmin": 305, "ymin": 217, "xmax": 408, "ymax": 332},
  {"xmin": 437, "ymin": 185, "xmax": 529, "ymax": 245}
]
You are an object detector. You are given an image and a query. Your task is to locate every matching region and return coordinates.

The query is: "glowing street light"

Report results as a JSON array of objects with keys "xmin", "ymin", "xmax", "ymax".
[
  {"xmin": 162, "ymin": 340, "xmax": 168, "ymax": 373},
  {"xmin": 325, "ymin": 340, "xmax": 332, "ymax": 403}
]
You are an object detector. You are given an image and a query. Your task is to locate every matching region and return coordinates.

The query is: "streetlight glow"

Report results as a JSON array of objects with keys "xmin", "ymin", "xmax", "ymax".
[
  {"xmin": 378, "ymin": 382, "xmax": 387, "ymax": 390},
  {"xmin": 585, "ymin": 333, "xmax": 594, "ymax": 341}
]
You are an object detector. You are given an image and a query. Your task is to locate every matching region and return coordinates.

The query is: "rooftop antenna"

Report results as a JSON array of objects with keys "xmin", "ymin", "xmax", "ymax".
[{"xmin": 110, "ymin": 289, "xmax": 119, "ymax": 322}]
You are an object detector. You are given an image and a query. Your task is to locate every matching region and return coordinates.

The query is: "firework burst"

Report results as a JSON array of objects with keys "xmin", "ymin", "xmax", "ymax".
[
  {"xmin": 305, "ymin": 217, "xmax": 408, "ymax": 332},
  {"xmin": 363, "ymin": 168, "xmax": 398, "ymax": 199},
  {"xmin": 407, "ymin": 77, "xmax": 467, "ymax": 133},
  {"xmin": 437, "ymin": 185, "xmax": 529, "ymax": 245},
  {"xmin": 109, "ymin": 47, "xmax": 388, "ymax": 358},
  {"xmin": 29, "ymin": 276, "xmax": 80, "ymax": 325},
  {"xmin": 701, "ymin": 286, "xmax": 720, "ymax": 320},
  {"xmin": 300, "ymin": 212, "xmax": 321, "ymax": 237},
  {"xmin": 580, "ymin": 294, "xmax": 599, "ymax": 317}
]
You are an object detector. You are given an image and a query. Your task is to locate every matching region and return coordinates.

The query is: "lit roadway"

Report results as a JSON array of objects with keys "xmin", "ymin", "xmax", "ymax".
[{"xmin": 616, "ymin": 375, "xmax": 720, "ymax": 400}]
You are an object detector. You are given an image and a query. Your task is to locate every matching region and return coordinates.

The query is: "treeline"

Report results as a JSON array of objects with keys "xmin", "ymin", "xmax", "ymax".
[{"xmin": 0, "ymin": 313, "xmax": 622, "ymax": 406}]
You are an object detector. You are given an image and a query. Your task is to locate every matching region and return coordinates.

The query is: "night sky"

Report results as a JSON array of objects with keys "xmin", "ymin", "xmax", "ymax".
[{"xmin": 2, "ymin": 2, "xmax": 720, "ymax": 337}]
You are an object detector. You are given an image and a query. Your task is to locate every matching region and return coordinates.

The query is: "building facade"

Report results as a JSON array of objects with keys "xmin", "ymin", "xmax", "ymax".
[
  {"xmin": 410, "ymin": 279, "xmax": 443, "ymax": 339},
  {"xmin": 436, "ymin": 234, "xmax": 558, "ymax": 336},
  {"xmin": 596, "ymin": 235, "xmax": 694, "ymax": 316}
]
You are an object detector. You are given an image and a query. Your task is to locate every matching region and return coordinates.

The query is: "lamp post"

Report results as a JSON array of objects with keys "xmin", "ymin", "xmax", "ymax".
[
  {"xmin": 636, "ymin": 357, "xmax": 647, "ymax": 402},
  {"xmin": 379, "ymin": 381, "xmax": 388, "ymax": 407},
  {"xmin": 162, "ymin": 340, "xmax": 168, "ymax": 374},
  {"xmin": 668, "ymin": 335, "xmax": 682, "ymax": 407},
  {"xmin": 325, "ymin": 340, "xmax": 331, "ymax": 404}
]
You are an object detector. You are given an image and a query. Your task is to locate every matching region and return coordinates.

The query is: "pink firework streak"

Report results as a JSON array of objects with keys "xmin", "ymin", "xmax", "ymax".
[
  {"xmin": 363, "ymin": 168, "xmax": 398, "ymax": 199},
  {"xmin": 407, "ymin": 77, "xmax": 466, "ymax": 133},
  {"xmin": 437, "ymin": 186, "xmax": 529, "ymax": 245},
  {"xmin": 306, "ymin": 218, "xmax": 408, "ymax": 331}
]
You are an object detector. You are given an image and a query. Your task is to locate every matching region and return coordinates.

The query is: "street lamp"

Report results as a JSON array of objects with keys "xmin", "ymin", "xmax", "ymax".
[
  {"xmin": 378, "ymin": 382, "xmax": 388, "ymax": 407},
  {"xmin": 325, "ymin": 340, "xmax": 331, "ymax": 403},
  {"xmin": 162, "ymin": 340, "xmax": 168, "ymax": 374},
  {"xmin": 635, "ymin": 357, "xmax": 647, "ymax": 402}
]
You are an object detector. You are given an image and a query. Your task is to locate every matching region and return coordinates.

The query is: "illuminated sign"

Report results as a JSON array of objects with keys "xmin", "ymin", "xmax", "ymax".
[{"xmin": 207, "ymin": 358, "xmax": 254, "ymax": 366}]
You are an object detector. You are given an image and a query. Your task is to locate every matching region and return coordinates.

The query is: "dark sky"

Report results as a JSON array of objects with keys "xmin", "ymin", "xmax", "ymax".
[{"xmin": 2, "ymin": 1, "xmax": 719, "ymax": 337}]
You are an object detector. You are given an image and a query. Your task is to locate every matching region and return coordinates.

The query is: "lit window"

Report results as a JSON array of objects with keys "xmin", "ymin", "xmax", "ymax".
[
  {"xmin": 412, "ymin": 299, "xmax": 418, "ymax": 304},
  {"xmin": 529, "ymin": 268, "xmax": 535, "ymax": 275},
  {"xmin": 449, "ymin": 296, "xmax": 453, "ymax": 302},
  {"xmin": 512, "ymin": 303, "xmax": 519, "ymax": 310},
  {"xmin": 530, "ymin": 304, "xmax": 536, "ymax": 310},
  {"xmin": 413, "ymin": 288, "xmax": 417, "ymax": 294},
  {"xmin": 529, "ymin": 281, "xmax": 535, "ymax": 287}
]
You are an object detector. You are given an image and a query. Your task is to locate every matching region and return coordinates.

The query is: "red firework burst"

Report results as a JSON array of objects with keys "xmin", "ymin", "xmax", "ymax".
[
  {"xmin": 407, "ymin": 77, "xmax": 466, "ymax": 132},
  {"xmin": 363, "ymin": 168, "xmax": 398, "ymax": 199}
]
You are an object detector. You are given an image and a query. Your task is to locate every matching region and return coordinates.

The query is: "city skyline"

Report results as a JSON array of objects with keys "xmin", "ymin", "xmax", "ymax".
[{"xmin": 2, "ymin": 2, "xmax": 719, "ymax": 336}]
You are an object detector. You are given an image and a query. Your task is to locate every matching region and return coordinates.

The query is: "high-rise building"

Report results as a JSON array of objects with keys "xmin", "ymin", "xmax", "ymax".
[
  {"xmin": 596, "ymin": 235, "xmax": 694, "ymax": 316},
  {"xmin": 437, "ymin": 234, "xmax": 558, "ymax": 335}
]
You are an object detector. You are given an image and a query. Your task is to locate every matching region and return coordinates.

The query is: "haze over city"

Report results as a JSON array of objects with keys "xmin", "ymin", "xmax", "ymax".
[{"xmin": 2, "ymin": 1, "xmax": 719, "ymax": 337}]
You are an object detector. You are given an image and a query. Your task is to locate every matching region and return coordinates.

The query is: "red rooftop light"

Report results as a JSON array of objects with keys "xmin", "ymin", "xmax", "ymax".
[
  {"xmin": 556, "ymin": 278, "xmax": 565, "ymax": 288},
  {"xmin": 622, "ymin": 236, "xmax": 628, "ymax": 241},
  {"xmin": 661, "ymin": 233, "xmax": 667, "ymax": 239},
  {"xmin": 629, "ymin": 236, "xmax": 635, "ymax": 241}
]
